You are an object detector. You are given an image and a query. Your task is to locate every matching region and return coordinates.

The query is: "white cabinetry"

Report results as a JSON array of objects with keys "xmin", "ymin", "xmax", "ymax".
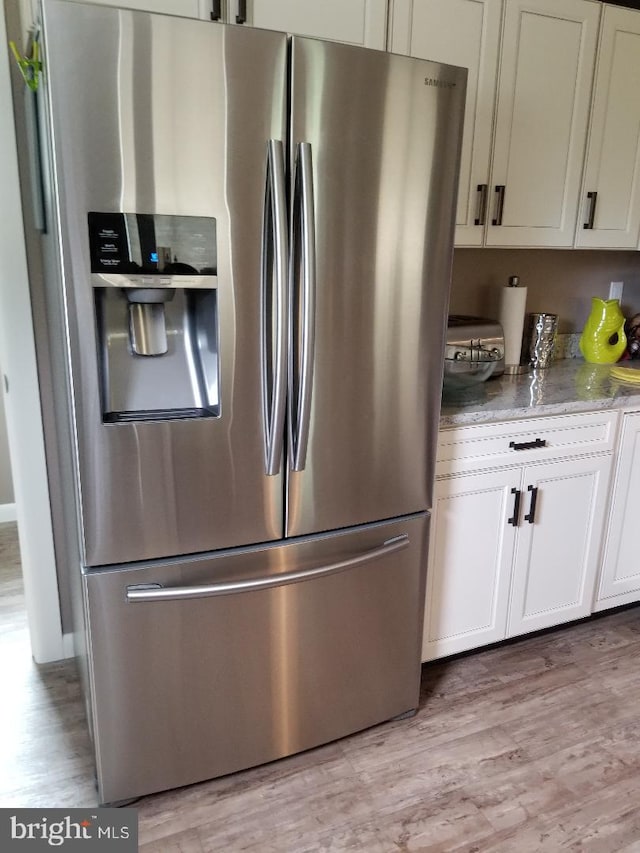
[
  {"xmin": 390, "ymin": 0, "xmax": 600, "ymax": 248},
  {"xmin": 389, "ymin": 0, "xmax": 502, "ymax": 246},
  {"xmin": 424, "ymin": 469, "xmax": 517, "ymax": 658},
  {"xmin": 575, "ymin": 6, "xmax": 640, "ymax": 249},
  {"xmin": 63, "ymin": 0, "xmax": 202, "ymax": 15},
  {"xmin": 595, "ymin": 412, "xmax": 640, "ymax": 610},
  {"xmin": 486, "ymin": 0, "xmax": 600, "ymax": 247},
  {"xmin": 62, "ymin": 1, "xmax": 388, "ymax": 47},
  {"xmin": 507, "ymin": 455, "xmax": 612, "ymax": 636},
  {"xmin": 423, "ymin": 411, "xmax": 617, "ymax": 662},
  {"xmin": 240, "ymin": 0, "xmax": 388, "ymax": 48}
]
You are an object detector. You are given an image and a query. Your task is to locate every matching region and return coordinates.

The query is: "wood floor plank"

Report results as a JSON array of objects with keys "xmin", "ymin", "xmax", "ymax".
[{"xmin": 3, "ymin": 519, "xmax": 640, "ymax": 851}]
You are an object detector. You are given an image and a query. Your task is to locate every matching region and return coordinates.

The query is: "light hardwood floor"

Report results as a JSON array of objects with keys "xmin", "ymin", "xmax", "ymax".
[{"xmin": 3, "ymin": 519, "xmax": 640, "ymax": 851}]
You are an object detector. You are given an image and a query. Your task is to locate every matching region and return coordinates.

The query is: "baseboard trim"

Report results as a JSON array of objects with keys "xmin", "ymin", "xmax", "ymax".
[
  {"xmin": 62, "ymin": 632, "xmax": 75, "ymax": 659},
  {"xmin": 0, "ymin": 502, "xmax": 17, "ymax": 523}
]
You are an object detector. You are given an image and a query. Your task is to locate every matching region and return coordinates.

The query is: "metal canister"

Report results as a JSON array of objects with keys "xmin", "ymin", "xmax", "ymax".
[{"xmin": 522, "ymin": 313, "xmax": 558, "ymax": 369}]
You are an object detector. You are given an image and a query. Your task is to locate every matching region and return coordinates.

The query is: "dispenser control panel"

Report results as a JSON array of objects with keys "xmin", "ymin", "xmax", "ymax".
[{"xmin": 88, "ymin": 212, "xmax": 217, "ymax": 277}]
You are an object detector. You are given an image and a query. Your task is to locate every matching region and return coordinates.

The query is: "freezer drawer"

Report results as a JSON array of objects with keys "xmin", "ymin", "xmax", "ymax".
[{"xmin": 84, "ymin": 514, "xmax": 428, "ymax": 804}]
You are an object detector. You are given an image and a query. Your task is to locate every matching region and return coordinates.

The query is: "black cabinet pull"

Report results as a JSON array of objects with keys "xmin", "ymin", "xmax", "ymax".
[
  {"xmin": 492, "ymin": 185, "xmax": 505, "ymax": 226},
  {"xmin": 509, "ymin": 438, "xmax": 547, "ymax": 451},
  {"xmin": 508, "ymin": 488, "xmax": 521, "ymax": 527},
  {"xmin": 474, "ymin": 184, "xmax": 488, "ymax": 226},
  {"xmin": 584, "ymin": 191, "xmax": 598, "ymax": 230},
  {"xmin": 210, "ymin": 0, "xmax": 221, "ymax": 20},
  {"xmin": 524, "ymin": 485, "xmax": 538, "ymax": 524},
  {"xmin": 236, "ymin": 0, "xmax": 247, "ymax": 23}
]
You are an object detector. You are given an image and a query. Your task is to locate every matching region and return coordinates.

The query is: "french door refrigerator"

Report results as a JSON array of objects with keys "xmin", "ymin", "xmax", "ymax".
[{"xmin": 40, "ymin": 0, "xmax": 466, "ymax": 804}]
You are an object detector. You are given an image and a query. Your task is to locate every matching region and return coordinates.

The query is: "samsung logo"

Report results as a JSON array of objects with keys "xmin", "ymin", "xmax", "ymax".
[{"xmin": 424, "ymin": 77, "xmax": 457, "ymax": 89}]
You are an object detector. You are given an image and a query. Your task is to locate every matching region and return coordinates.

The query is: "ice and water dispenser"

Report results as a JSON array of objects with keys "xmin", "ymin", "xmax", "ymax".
[{"xmin": 89, "ymin": 213, "xmax": 219, "ymax": 422}]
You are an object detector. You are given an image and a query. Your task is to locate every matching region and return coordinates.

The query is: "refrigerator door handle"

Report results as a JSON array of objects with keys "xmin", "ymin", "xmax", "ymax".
[
  {"xmin": 289, "ymin": 142, "xmax": 316, "ymax": 472},
  {"xmin": 126, "ymin": 534, "xmax": 409, "ymax": 602},
  {"xmin": 261, "ymin": 139, "xmax": 288, "ymax": 475}
]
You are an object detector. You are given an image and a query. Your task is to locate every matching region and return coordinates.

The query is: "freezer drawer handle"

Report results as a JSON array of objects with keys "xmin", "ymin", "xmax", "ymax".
[{"xmin": 125, "ymin": 535, "xmax": 409, "ymax": 603}]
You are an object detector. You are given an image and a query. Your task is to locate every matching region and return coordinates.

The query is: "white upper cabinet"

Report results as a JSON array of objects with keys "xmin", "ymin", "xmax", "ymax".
[
  {"xmin": 228, "ymin": 0, "xmax": 388, "ymax": 48},
  {"xmin": 389, "ymin": 0, "xmax": 502, "ymax": 246},
  {"xmin": 61, "ymin": 1, "xmax": 389, "ymax": 48},
  {"xmin": 62, "ymin": 0, "xmax": 202, "ymax": 16},
  {"xmin": 486, "ymin": 0, "xmax": 600, "ymax": 247},
  {"xmin": 576, "ymin": 6, "xmax": 640, "ymax": 249}
]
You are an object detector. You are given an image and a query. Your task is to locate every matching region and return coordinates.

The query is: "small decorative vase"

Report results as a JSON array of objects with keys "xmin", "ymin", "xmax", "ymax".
[{"xmin": 579, "ymin": 298, "xmax": 627, "ymax": 364}]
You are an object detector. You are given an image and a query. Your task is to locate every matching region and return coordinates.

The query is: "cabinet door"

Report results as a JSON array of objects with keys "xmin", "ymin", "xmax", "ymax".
[
  {"xmin": 63, "ymin": 0, "xmax": 203, "ymax": 15},
  {"xmin": 596, "ymin": 413, "xmax": 640, "ymax": 608},
  {"xmin": 234, "ymin": 0, "xmax": 387, "ymax": 48},
  {"xmin": 508, "ymin": 455, "xmax": 611, "ymax": 637},
  {"xmin": 389, "ymin": 0, "xmax": 502, "ymax": 247},
  {"xmin": 576, "ymin": 7, "xmax": 640, "ymax": 249},
  {"xmin": 422, "ymin": 469, "xmax": 518, "ymax": 661},
  {"xmin": 486, "ymin": 0, "xmax": 600, "ymax": 247}
]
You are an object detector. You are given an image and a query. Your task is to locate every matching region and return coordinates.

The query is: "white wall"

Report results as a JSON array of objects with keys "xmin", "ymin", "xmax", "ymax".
[
  {"xmin": 0, "ymin": 0, "xmax": 67, "ymax": 662},
  {"xmin": 0, "ymin": 374, "xmax": 15, "ymax": 508}
]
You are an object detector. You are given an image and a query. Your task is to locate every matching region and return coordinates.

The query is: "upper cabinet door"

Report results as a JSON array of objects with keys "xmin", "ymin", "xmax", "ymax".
[
  {"xmin": 62, "ymin": 0, "xmax": 202, "ymax": 15},
  {"xmin": 486, "ymin": 0, "xmax": 600, "ymax": 247},
  {"xmin": 389, "ymin": 0, "xmax": 502, "ymax": 247},
  {"xmin": 576, "ymin": 6, "xmax": 640, "ymax": 249},
  {"xmin": 237, "ymin": 0, "xmax": 388, "ymax": 48}
]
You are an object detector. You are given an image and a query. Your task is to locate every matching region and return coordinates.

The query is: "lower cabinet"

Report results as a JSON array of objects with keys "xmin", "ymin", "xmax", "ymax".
[
  {"xmin": 423, "ymin": 414, "xmax": 616, "ymax": 662},
  {"xmin": 423, "ymin": 470, "xmax": 517, "ymax": 660},
  {"xmin": 595, "ymin": 412, "xmax": 640, "ymax": 610},
  {"xmin": 507, "ymin": 456, "xmax": 612, "ymax": 637}
]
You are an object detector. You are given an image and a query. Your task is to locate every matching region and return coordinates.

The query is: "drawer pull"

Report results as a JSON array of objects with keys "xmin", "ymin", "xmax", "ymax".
[
  {"xmin": 509, "ymin": 438, "xmax": 547, "ymax": 451},
  {"xmin": 524, "ymin": 485, "xmax": 538, "ymax": 524},
  {"xmin": 508, "ymin": 487, "xmax": 521, "ymax": 527}
]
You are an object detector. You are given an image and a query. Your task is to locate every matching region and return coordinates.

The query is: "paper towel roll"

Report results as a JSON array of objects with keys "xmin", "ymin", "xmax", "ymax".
[{"xmin": 499, "ymin": 284, "xmax": 528, "ymax": 367}]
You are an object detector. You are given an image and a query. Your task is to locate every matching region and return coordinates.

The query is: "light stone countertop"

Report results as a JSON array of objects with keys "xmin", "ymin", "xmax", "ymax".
[{"xmin": 440, "ymin": 359, "xmax": 640, "ymax": 428}]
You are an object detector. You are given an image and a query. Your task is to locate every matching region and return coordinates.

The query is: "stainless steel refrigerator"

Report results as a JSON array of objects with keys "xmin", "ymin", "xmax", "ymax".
[{"xmin": 39, "ymin": 0, "xmax": 466, "ymax": 804}]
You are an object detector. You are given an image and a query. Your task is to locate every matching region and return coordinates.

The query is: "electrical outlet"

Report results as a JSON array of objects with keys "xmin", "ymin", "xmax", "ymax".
[{"xmin": 609, "ymin": 281, "xmax": 624, "ymax": 302}]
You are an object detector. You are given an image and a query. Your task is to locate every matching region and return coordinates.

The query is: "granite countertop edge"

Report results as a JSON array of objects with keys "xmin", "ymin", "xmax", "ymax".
[{"xmin": 439, "ymin": 359, "xmax": 640, "ymax": 428}]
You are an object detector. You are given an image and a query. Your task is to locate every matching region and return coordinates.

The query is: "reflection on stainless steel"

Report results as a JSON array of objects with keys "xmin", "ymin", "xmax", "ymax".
[
  {"xmin": 41, "ymin": 0, "xmax": 465, "ymax": 807},
  {"xmin": 86, "ymin": 515, "xmax": 427, "ymax": 804},
  {"xmin": 287, "ymin": 39, "xmax": 466, "ymax": 535},
  {"xmin": 523, "ymin": 312, "xmax": 558, "ymax": 369},
  {"xmin": 45, "ymin": 9, "xmax": 288, "ymax": 563}
]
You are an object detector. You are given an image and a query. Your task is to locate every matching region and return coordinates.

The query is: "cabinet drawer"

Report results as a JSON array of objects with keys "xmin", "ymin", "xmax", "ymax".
[{"xmin": 437, "ymin": 411, "xmax": 618, "ymax": 475}]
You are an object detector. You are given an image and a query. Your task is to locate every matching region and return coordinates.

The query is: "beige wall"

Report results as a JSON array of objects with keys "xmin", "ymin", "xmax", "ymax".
[{"xmin": 451, "ymin": 249, "xmax": 640, "ymax": 333}]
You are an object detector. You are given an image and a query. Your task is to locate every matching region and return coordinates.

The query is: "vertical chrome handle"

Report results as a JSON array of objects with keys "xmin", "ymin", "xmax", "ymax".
[
  {"xmin": 492, "ymin": 185, "xmax": 505, "ymax": 226},
  {"xmin": 261, "ymin": 140, "xmax": 288, "ymax": 476},
  {"xmin": 508, "ymin": 487, "xmax": 521, "ymax": 527},
  {"xmin": 584, "ymin": 191, "xmax": 597, "ymax": 230},
  {"xmin": 524, "ymin": 485, "xmax": 538, "ymax": 524},
  {"xmin": 25, "ymin": 88, "xmax": 47, "ymax": 233},
  {"xmin": 474, "ymin": 184, "xmax": 488, "ymax": 226},
  {"xmin": 236, "ymin": 0, "xmax": 247, "ymax": 23},
  {"xmin": 210, "ymin": 0, "xmax": 221, "ymax": 20},
  {"xmin": 289, "ymin": 142, "xmax": 316, "ymax": 473}
]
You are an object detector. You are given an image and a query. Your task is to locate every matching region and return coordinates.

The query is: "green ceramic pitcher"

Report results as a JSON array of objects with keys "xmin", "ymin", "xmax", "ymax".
[{"xmin": 579, "ymin": 298, "xmax": 627, "ymax": 364}]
